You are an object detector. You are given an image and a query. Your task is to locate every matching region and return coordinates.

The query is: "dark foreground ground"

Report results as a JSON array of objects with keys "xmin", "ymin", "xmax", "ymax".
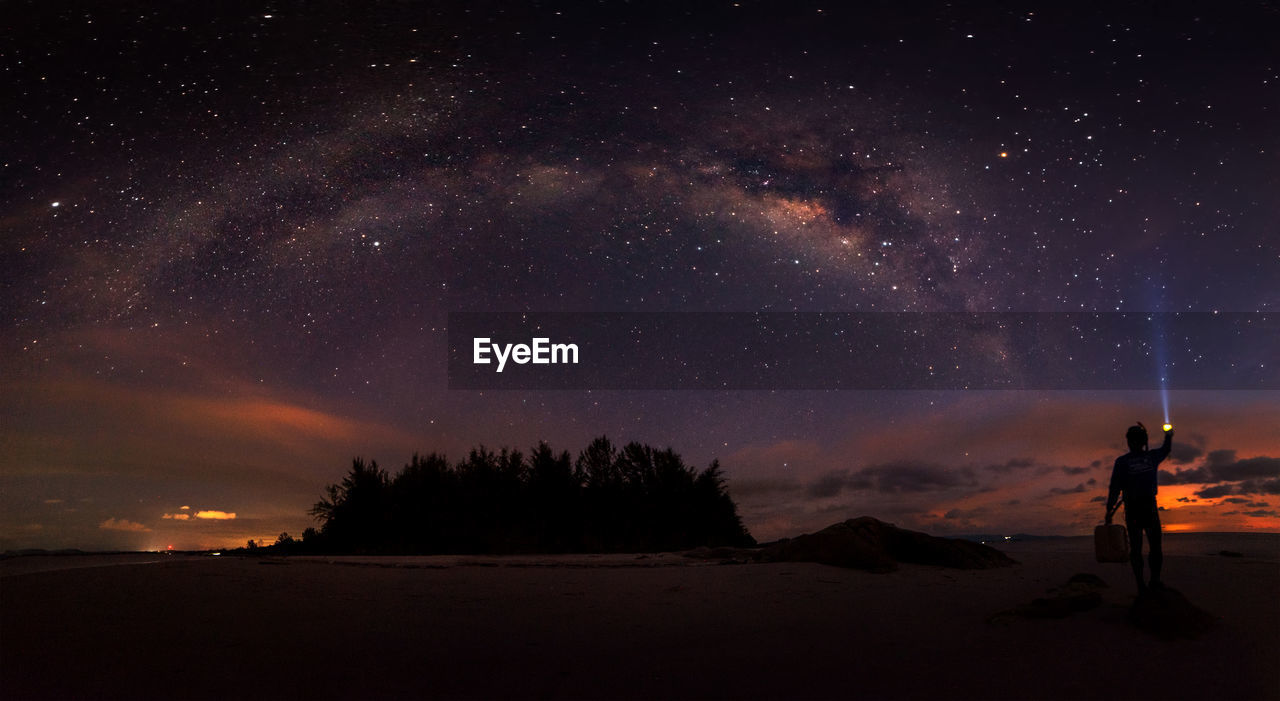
[{"xmin": 2, "ymin": 536, "xmax": 1278, "ymax": 700}]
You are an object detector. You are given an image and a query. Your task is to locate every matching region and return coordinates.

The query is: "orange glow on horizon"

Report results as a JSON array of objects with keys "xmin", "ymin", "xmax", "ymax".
[{"xmin": 11, "ymin": 374, "xmax": 414, "ymax": 455}]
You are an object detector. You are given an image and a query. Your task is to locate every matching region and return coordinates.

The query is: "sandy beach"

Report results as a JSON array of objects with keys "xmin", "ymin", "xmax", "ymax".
[{"xmin": 3, "ymin": 534, "xmax": 1278, "ymax": 700}]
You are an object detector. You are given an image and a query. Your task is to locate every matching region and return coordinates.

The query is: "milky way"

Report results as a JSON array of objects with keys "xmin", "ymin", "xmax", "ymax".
[{"xmin": 3, "ymin": 1, "xmax": 1278, "ymax": 548}]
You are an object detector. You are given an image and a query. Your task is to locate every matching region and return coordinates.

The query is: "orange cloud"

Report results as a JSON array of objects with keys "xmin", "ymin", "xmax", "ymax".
[
  {"xmin": 162, "ymin": 513, "xmax": 191, "ymax": 520},
  {"xmin": 50, "ymin": 373, "xmax": 400, "ymax": 448},
  {"xmin": 2, "ymin": 370, "xmax": 417, "ymax": 482},
  {"xmin": 194, "ymin": 510, "xmax": 236, "ymax": 520},
  {"xmin": 191, "ymin": 397, "xmax": 368, "ymax": 444},
  {"xmin": 100, "ymin": 518, "xmax": 151, "ymax": 532}
]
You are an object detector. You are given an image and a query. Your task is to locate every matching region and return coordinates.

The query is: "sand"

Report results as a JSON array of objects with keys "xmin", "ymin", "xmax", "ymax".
[{"xmin": 3, "ymin": 534, "xmax": 1278, "ymax": 700}]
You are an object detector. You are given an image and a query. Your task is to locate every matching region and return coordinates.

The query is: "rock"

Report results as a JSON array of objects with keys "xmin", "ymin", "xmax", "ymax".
[
  {"xmin": 758, "ymin": 517, "xmax": 1017, "ymax": 572},
  {"xmin": 1009, "ymin": 591, "xmax": 1103, "ymax": 619},
  {"xmin": 1067, "ymin": 572, "xmax": 1108, "ymax": 588},
  {"xmin": 1129, "ymin": 586, "xmax": 1216, "ymax": 639},
  {"xmin": 992, "ymin": 572, "xmax": 1107, "ymax": 621}
]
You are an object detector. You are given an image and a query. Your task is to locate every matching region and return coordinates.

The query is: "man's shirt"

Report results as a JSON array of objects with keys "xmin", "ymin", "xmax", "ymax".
[{"xmin": 1108, "ymin": 434, "xmax": 1172, "ymax": 508}]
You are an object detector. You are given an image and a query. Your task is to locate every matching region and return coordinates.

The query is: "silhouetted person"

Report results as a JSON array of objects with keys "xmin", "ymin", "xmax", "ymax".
[{"xmin": 1106, "ymin": 422, "xmax": 1172, "ymax": 594}]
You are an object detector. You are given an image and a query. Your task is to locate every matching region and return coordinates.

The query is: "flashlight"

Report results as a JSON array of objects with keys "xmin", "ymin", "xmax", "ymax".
[{"xmin": 1163, "ymin": 423, "xmax": 1173, "ymax": 432}]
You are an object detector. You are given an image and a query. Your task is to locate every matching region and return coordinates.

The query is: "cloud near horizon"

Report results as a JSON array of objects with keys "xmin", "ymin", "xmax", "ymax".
[
  {"xmin": 163, "ymin": 509, "xmax": 235, "ymax": 521},
  {"xmin": 1169, "ymin": 436, "xmax": 1208, "ymax": 465},
  {"xmin": 99, "ymin": 518, "xmax": 150, "ymax": 532},
  {"xmin": 744, "ymin": 439, "xmax": 1279, "ymax": 540},
  {"xmin": 806, "ymin": 461, "xmax": 979, "ymax": 499},
  {"xmin": 1049, "ymin": 483, "xmax": 1087, "ymax": 495},
  {"xmin": 983, "ymin": 458, "xmax": 1036, "ymax": 474},
  {"xmin": 1162, "ymin": 450, "xmax": 1280, "ymax": 499}
]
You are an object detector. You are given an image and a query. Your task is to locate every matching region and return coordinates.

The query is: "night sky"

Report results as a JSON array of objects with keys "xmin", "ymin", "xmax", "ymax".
[{"xmin": 3, "ymin": 0, "xmax": 1277, "ymax": 550}]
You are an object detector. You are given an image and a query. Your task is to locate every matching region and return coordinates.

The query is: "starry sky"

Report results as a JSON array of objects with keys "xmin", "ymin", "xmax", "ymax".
[{"xmin": 3, "ymin": 0, "xmax": 1278, "ymax": 550}]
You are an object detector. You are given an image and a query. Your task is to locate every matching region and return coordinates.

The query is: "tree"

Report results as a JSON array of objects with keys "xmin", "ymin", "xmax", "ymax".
[
  {"xmin": 309, "ymin": 437, "xmax": 755, "ymax": 554},
  {"xmin": 310, "ymin": 458, "xmax": 389, "ymax": 552}
]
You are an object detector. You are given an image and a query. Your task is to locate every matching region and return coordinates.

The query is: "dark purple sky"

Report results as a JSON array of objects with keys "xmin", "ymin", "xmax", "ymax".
[{"xmin": 3, "ymin": 1, "xmax": 1277, "ymax": 549}]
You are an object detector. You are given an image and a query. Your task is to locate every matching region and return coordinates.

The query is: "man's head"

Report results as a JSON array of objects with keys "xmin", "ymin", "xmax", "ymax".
[{"xmin": 1126, "ymin": 422, "xmax": 1148, "ymax": 452}]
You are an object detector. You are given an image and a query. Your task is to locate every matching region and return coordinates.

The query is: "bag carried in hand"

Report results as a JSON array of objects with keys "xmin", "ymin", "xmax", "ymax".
[{"xmin": 1094, "ymin": 523, "xmax": 1129, "ymax": 563}]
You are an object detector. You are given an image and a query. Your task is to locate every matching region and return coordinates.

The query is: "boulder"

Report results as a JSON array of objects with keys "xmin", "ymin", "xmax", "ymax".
[
  {"xmin": 1067, "ymin": 572, "xmax": 1108, "ymax": 588},
  {"xmin": 1129, "ymin": 586, "xmax": 1216, "ymax": 639},
  {"xmin": 758, "ymin": 516, "xmax": 1017, "ymax": 572},
  {"xmin": 993, "ymin": 572, "xmax": 1108, "ymax": 621}
]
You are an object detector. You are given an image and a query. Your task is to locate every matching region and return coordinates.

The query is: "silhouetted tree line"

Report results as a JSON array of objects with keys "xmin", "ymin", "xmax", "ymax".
[{"xmin": 301, "ymin": 436, "xmax": 755, "ymax": 554}]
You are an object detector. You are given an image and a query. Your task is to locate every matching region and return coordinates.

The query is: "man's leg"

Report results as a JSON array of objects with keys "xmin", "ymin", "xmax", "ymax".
[
  {"xmin": 1147, "ymin": 509, "xmax": 1163, "ymax": 587},
  {"xmin": 1127, "ymin": 513, "xmax": 1145, "ymax": 591}
]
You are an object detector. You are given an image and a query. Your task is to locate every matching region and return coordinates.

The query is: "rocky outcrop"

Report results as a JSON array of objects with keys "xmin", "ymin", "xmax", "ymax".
[
  {"xmin": 757, "ymin": 516, "xmax": 1017, "ymax": 572},
  {"xmin": 990, "ymin": 572, "xmax": 1108, "ymax": 622},
  {"xmin": 1129, "ymin": 586, "xmax": 1216, "ymax": 639}
]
